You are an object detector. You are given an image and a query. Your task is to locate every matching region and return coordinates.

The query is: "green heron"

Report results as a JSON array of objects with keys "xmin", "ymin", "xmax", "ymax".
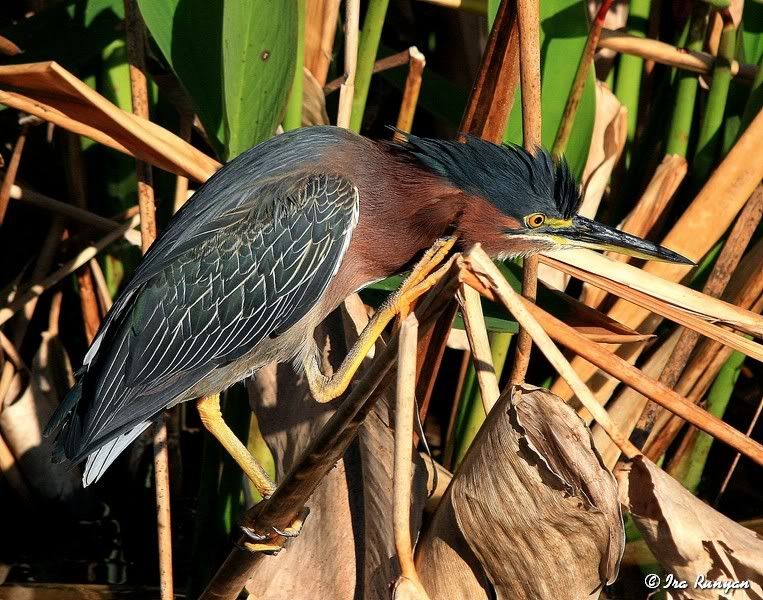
[{"xmin": 45, "ymin": 126, "xmax": 691, "ymax": 493}]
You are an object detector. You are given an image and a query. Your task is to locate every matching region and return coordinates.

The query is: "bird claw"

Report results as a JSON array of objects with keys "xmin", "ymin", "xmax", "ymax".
[
  {"xmin": 239, "ymin": 507, "xmax": 310, "ymax": 554},
  {"xmin": 387, "ymin": 236, "xmax": 456, "ymax": 321}
]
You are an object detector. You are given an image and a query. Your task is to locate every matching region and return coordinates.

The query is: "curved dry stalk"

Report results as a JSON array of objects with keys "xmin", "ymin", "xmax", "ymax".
[
  {"xmin": 458, "ymin": 0, "xmax": 519, "ymax": 142},
  {"xmin": 554, "ymin": 108, "xmax": 763, "ymax": 402},
  {"xmin": 510, "ymin": 0, "xmax": 542, "ymax": 386},
  {"xmin": 633, "ymin": 185, "xmax": 763, "ymax": 443},
  {"xmin": 520, "ymin": 296, "xmax": 763, "ymax": 468},
  {"xmin": 541, "ymin": 252, "xmax": 763, "ymax": 359},
  {"xmin": 0, "ymin": 123, "xmax": 28, "ymax": 223}
]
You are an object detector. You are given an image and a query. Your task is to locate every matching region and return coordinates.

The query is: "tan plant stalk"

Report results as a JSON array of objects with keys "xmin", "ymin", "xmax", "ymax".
[
  {"xmin": 392, "ymin": 314, "xmax": 430, "ymax": 598},
  {"xmin": 201, "ymin": 260, "xmax": 459, "ymax": 600},
  {"xmin": 541, "ymin": 253, "xmax": 763, "ymax": 359},
  {"xmin": 10, "ymin": 184, "xmax": 141, "ymax": 244},
  {"xmin": 552, "ymin": 0, "xmax": 613, "ymax": 156},
  {"xmin": 511, "ymin": 0, "xmax": 542, "ymax": 385},
  {"xmin": 552, "ymin": 96, "xmax": 763, "ymax": 405},
  {"xmin": 459, "ymin": 263, "xmax": 763, "ymax": 467},
  {"xmin": 598, "ymin": 28, "xmax": 757, "ymax": 82},
  {"xmin": 123, "ymin": 2, "xmax": 173, "ymax": 598},
  {"xmin": 458, "ymin": 0, "xmax": 519, "ymax": 141},
  {"xmin": 0, "ymin": 215, "xmax": 139, "ymax": 327},
  {"xmin": 336, "ymin": 0, "xmax": 359, "ymax": 128},
  {"xmin": 394, "ymin": 47, "xmax": 426, "ymax": 137},
  {"xmin": 324, "ymin": 49, "xmax": 412, "ymax": 94},
  {"xmin": 716, "ymin": 394, "xmax": 763, "ymax": 504},
  {"xmin": 457, "ymin": 283, "xmax": 500, "ymax": 412}
]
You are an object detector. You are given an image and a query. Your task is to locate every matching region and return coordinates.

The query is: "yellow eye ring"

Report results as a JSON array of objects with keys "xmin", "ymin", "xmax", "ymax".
[{"xmin": 526, "ymin": 213, "xmax": 546, "ymax": 228}]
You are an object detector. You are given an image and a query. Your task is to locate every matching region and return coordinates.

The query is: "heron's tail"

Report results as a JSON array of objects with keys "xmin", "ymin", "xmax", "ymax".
[{"xmin": 82, "ymin": 422, "xmax": 151, "ymax": 486}]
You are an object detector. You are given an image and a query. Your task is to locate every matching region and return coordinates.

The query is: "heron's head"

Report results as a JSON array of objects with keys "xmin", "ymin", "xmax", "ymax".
[{"xmin": 398, "ymin": 134, "xmax": 693, "ymax": 265}]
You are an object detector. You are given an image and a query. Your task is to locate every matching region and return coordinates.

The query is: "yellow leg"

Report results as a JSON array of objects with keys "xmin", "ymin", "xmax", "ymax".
[
  {"xmin": 196, "ymin": 394, "xmax": 276, "ymax": 498},
  {"xmin": 305, "ymin": 236, "xmax": 456, "ymax": 403}
]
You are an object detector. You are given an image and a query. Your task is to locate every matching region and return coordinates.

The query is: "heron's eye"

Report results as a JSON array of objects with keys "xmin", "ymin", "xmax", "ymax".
[{"xmin": 526, "ymin": 213, "xmax": 546, "ymax": 228}]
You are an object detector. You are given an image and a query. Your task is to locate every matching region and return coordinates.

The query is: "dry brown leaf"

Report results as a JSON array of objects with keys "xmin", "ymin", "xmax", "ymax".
[
  {"xmin": 618, "ymin": 457, "xmax": 763, "ymax": 599},
  {"xmin": 302, "ymin": 67, "xmax": 330, "ymax": 126},
  {"xmin": 0, "ymin": 62, "xmax": 220, "ymax": 182},
  {"xmin": 416, "ymin": 385, "xmax": 624, "ymax": 600},
  {"xmin": 0, "ymin": 331, "xmax": 79, "ymax": 501}
]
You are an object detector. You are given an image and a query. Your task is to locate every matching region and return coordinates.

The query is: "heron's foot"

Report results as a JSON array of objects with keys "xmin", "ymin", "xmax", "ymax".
[
  {"xmin": 384, "ymin": 236, "xmax": 456, "ymax": 323},
  {"xmin": 397, "ymin": 236, "xmax": 457, "ymax": 296},
  {"xmin": 240, "ymin": 508, "xmax": 309, "ymax": 554},
  {"xmin": 306, "ymin": 236, "xmax": 456, "ymax": 404}
]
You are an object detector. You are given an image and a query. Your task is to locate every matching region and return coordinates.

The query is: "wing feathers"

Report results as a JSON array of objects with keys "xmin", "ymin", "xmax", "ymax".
[{"xmin": 49, "ymin": 173, "xmax": 360, "ymax": 468}]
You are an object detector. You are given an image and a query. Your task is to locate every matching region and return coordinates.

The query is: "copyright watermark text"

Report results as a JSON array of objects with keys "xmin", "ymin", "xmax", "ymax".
[{"xmin": 645, "ymin": 573, "xmax": 751, "ymax": 595}]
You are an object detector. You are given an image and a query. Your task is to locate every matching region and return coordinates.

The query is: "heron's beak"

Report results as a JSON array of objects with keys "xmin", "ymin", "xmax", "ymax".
[{"xmin": 556, "ymin": 215, "xmax": 695, "ymax": 265}]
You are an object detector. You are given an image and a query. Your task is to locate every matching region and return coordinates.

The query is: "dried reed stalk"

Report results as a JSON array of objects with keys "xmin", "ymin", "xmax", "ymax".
[
  {"xmin": 598, "ymin": 28, "xmax": 757, "ymax": 81},
  {"xmin": 552, "ymin": 0, "xmax": 613, "ymax": 156},
  {"xmin": 10, "ymin": 184, "xmax": 140, "ymax": 244},
  {"xmin": 0, "ymin": 215, "xmax": 139, "ymax": 327},
  {"xmin": 394, "ymin": 48, "xmax": 426, "ymax": 136},
  {"xmin": 511, "ymin": 0, "xmax": 542, "ymax": 385},
  {"xmin": 457, "ymin": 283, "xmax": 500, "ymax": 412},
  {"xmin": 392, "ymin": 314, "xmax": 430, "ymax": 599},
  {"xmin": 458, "ymin": 0, "xmax": 519, "ymax": 141},
  {"xmin": 324, "ymin": 49, "xmax": 411, "ymax": 94},
  {"xmin": 541, "ymin": 252, "xmax": 763, "ymax": 359},
  {"xmin": 633, "ymin": 185, "xmax": 763, "ymax": 444},
  {"xmin": 520, "ymin": 298, "xmax": 763, "ymax": 467},
  {"xmin": 336, "ymin": 0, "xmax": 359, "ymax": 128},
  {"xmin": 123, "ymin": 2, "xmax": 173, "ymax": 598},
  {"xmin": 305, "ymin": 0, "xmax": 340, "ymax": 86}
]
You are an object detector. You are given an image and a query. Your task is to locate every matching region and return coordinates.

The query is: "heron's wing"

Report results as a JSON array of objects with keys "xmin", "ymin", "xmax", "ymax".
[{"xmin": 55, "ymin": 174, "xmax": 359, "ymax": 461}]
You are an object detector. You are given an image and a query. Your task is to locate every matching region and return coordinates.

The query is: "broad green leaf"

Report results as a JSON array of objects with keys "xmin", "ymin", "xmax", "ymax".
[
  {"xmin": 488, "ymin": 0, "xmax": 596, "ymax": 177},
  {"xmin": 137, "ymin": 1, "xmax": 297, "ymax": 159}
]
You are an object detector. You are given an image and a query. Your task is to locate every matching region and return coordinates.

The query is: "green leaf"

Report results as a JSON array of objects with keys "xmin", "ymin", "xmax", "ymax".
[
  {"xmin": 740, "ymin": 2, "xmax": 763, "ymax": 65},
  {"xmin": 488, "ymin": 0, "xmax": 596, "ymax": 177},
  {"xmin": 137, "ymin": 0, "xmax": 297, "ymax": 159}
]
